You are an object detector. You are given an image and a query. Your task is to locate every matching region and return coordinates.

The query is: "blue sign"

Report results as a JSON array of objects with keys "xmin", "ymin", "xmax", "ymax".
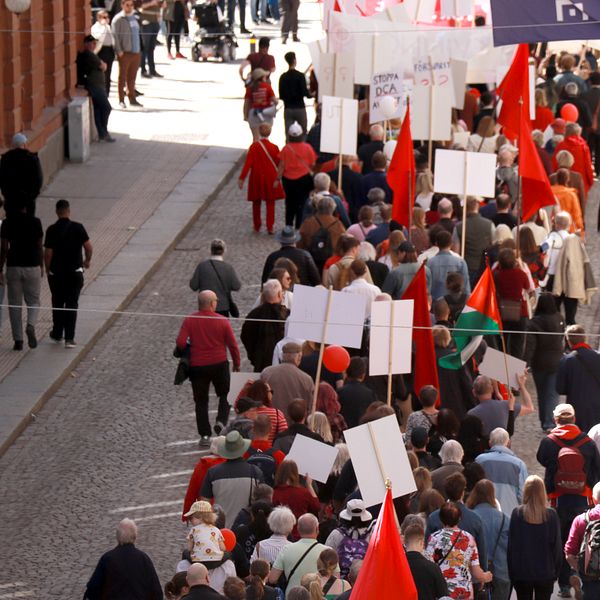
[{"xmin": 490, "ymin": 0, "xmax": 600, "ymax": 47}]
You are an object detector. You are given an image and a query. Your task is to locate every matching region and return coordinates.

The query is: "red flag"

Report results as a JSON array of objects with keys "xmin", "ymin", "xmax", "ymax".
[
  {"xmin": 387, "ymin": 105, "xmax": 416, "ymax": 228},
  {"xmin": 401, "ymin": 264, "xmax": 440, "ymax": 405},
  {"xmin": 350, "ymin": 489, "xmax": 418, "ymax": 600},
  {"xmin": 496, "ymin": 44, "xmax": 530, "ymax": 139},
  {"xmin": 519, "ymin": 107, "xmax": 556, "ymax": 222}
]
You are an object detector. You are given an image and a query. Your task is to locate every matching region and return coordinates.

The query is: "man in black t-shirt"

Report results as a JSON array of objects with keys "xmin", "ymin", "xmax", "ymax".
[
  {"xmin": 44, "ymin": 199, "xmax": 93, "ymax": 348},
  {"xmin": 0, "ymin": 205, "xmax": 44, "ymax": 350},
  {"xmin": 279, "ymin": 51, "xmax": 312, "ymax": 140}
]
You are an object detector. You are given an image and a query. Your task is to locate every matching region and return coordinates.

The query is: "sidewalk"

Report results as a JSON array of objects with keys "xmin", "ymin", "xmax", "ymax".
[{"xmin": 0, "ymin": 51, "xmax": 246, "ymax": 456}]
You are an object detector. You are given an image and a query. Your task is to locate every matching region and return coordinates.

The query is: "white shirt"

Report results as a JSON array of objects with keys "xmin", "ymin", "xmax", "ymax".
[
  {"xmin": 187, "ymin": 523, "xmax": 224, "ymax": 562},
  {"xmin": 250, "ymin": 534, "xmax": 291, "ymax": 564},
  {"xmin": 342, "ymin": 278, "xmax": 381, "ymax": 319},
  {"xmin": 545, "ymin": 229, "xmax": 569, "ymax": 276}
]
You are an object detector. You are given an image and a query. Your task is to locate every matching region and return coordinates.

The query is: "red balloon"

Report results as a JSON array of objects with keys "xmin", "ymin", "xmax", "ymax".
[
  {"xmin": 560, "ymin": 103, "xmax": 579, "ymax": 123},
  {"xmin": 323, "ymin": 345, "xmax": 350, "ymax": 373},
  {"xmin": 221, "ymin": 528, "xmax": 236, "ymax": 551}
]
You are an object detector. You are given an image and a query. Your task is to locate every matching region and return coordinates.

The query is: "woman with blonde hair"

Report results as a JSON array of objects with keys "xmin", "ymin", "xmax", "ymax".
[
  {"xmin": 415, "ymin": 170, "xmax": 434, "ymax": 210},
  {"xmin": 532, "ymin": 88, "xmax": 554, "ymax": 132},
  {"xmin": 507, "ymin": 475, "xmax": 561, "ymax": 600},
  {"xmin": 307, "ymin": 411, "xmax": 334, "ymax": 444},
  {"xmin": 467, "ymin": 116, "xmax": 498, "ymax": 153},
  {"xmin": 301, "ymin": 573, "xmax": 325, "ymax": 600},
  {"xmin": 409, "ymin": 466, "xmax": 432, "ymax": 513},
  {"xmin": 377, "ymin": 229, "xmax": 406, "ymax": 267},
  {"xmin": 410, "ymin": 206, "xmax": 430, "ymax": 255},
  {"xmin": 316, "ymin": 549, "xmax": 351, "ymax": 598}
]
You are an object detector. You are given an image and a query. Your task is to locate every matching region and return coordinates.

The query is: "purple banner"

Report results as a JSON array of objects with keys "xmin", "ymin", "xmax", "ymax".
[{"xmin": 490, "ymin": 0, "xmax": 600, "ymax": 47}]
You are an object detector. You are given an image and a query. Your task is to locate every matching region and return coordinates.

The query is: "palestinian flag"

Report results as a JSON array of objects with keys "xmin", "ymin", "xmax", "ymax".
[{"xmin": 438, "ymin": 265, "xmax": 502, "ymax": 370}]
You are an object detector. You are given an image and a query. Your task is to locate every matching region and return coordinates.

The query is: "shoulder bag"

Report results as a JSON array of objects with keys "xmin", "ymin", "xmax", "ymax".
[
  {"xmin": 279, "ymin": 541, "xmax": 319, "ymax": 592},
  {"xmin": 210, "ymin": 260, "xmax": 239, "ymax": 318}
]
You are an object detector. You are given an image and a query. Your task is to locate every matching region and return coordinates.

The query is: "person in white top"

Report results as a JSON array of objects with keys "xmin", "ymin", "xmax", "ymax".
[
  {"xmin": 90, "ymin": 10, "xmax": 115, "ymax": 95},
  {"xmin": 466, "ymin": 116, "xmax": 499, "ymax": 154},
  {"xmin": 544, "ymin": 211, "xmax": 571, "ymax": 280},
  {"xmin": 251, "ymin": 505, "xmax": 295, "ymax": 564},
  {"xmin": 184, "ymin": 500, "xmax": 226, "ymax": 564},
  {"xmin": 414, "ymin": 171, "xmax": 434, "ymax": 211},
  {"xmin": 341, "ymin": 259, "xmax": 381, "ymax": 319}
]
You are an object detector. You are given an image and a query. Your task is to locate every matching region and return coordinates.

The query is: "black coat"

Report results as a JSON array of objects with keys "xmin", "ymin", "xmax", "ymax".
[
  {"xmin": 241, "ymin": 303, "xmax": 288, "ymax": 372},
  {"xmin": 261, "ymin": 246, "xmax": 320, "ymax": 286},
  {"xmin": 435, "ymin": 346, "xmax": 475, "ymax": 420},
  {"xmin": 338, "ymin": 380, "xmax": 376, "ymax": 428},
  {"xmin": 0, "ymin": 147, "xmax": 43, "ymax": 213},
  {"xmin": 523, "ymin": 313, "xmax": 565, "ymax": 373},
  {"xmin": 182, "ymin": 584, "xmax": 226, "ymax": 599},
  {"xmin": 84, "ymin": 544, "xmax": 163, "ymax": 600}
]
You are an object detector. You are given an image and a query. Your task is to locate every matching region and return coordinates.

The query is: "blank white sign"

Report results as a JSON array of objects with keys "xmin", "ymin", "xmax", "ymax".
[
  {"xmin": 479, "ymin": 347, "xmax": 527, "ymax": 389},
  {"xmin": 369, "ymin": 300, "xmax": 414, "ymax": 376},
  {"xmin": 433, "ymin": 149, "xmax": 497, "ymax": 198},
  {"xmin": 320, "ymin": 96, "xmax": 359, "ymax": 156},
  {"xmin": 286, "ymin": 435, "xmax": 339, "ymax": 483},
  {"xmin": 411, "ymin": 85, "xmax": 453, "ymax": 141},
  {"xmin": 344, "ymin": 414, "xmax": 417, "ymax": 508},
  {"xmin": 319, "ymin": 53, "xmax": 355, "ymax": 101},
  {"xmin": 227, "ymin": 372, "xmax": 255, "ymax": 405},
  {"xmin": 287, "ymin": 284, "xmax": 366, "ymax": 348}
]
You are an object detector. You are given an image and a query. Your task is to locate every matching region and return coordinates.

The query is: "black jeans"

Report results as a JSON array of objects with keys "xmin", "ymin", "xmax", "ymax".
[
  {"xmin": 189, "ymin": 361, "xmax": 231, "ymax": 436},
  {"xmin": 48, "ymin": 271, "xmax": 84, "ymax": 341},
  {"xmin": 512, "ymin": 579, "xmax": 555, "ymax": 600},
  {"xmin": 282, "ymin": 174, "xmax": 313, "ymax": 229},
  {"xmin": 88, "ymin": 85, "xmax": 112, "ymax": 138},
  {"xmin": 557, "ymin": 496, "xmax": 588, "ymax": 588},
  {"xmin": 226, "ymin": 0, "xmax": 247, "ymax": 29},
  {"xmin": 141, "ymin": 22, "xmax": 160, "ymax": 73}
]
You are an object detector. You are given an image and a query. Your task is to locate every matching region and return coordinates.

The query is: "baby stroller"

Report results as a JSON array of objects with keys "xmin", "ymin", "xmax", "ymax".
[{"xmin": 191, "ymin": 2, "xmax": 237, "ymax": 63}]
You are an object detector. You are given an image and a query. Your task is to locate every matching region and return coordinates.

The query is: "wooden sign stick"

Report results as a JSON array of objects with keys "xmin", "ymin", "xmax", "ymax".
[{"xmin": 312, "ymin": 286, "xmax": 335, "ymax": 415}]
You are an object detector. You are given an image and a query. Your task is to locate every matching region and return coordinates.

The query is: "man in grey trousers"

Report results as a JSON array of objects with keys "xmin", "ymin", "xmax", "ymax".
[
  {"xmin": 0, "ymin": 203, "xmax": 43, "ymax": 350},
  {"xmin": 189, "ymin": 239, "xmax": 241, "ymax": 317}
]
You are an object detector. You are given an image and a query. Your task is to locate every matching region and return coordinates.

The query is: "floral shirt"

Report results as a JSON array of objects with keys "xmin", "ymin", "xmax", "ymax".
[
  {"xmin": 188, "ymin": 523, "xmax": 224, "ymax": 563},
  {"xmin": 425, "ymin": 528, "xmax": 479, "ymax": 600}
]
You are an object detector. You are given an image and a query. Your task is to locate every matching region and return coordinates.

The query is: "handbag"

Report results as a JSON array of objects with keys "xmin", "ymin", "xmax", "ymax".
[
  {"xmin": 498, "ymin": 299, "xmax": 521, "ymax": 322},
  {"xmin": 210, "ymin": 260, "xmax": 239, "ymax": 318},
  {"xmin": 173, "ymin": 344, "xmax": 190, "ymax": 385},
  {"xmin": 277, "ymin": 541, "xmax": 319, "ymax": 593}
]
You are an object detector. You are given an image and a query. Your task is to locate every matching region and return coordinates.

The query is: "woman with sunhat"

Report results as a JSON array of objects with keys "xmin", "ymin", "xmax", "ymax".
[{"xmin": 244, "ymin": 68, "xmax": 278, "ymax": 142}]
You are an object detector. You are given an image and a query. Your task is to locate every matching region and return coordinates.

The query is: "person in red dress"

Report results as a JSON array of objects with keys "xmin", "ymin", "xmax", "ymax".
[
  {"xmin": 239, "ymin": 123, "xmax": 285, "ymax": 234},
  {"xmin": 553, "ymin": 122, "xmax": 595, "ymax": 195}
]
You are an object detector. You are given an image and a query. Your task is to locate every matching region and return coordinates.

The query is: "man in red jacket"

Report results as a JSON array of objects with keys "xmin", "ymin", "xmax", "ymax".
[
  {"xmin": 553, "ymin": 122, "xmax": 595, "ymax": 195},
  {"xmin": 176, "ymin": 290, "xmax": 241, "ymax": 446}
]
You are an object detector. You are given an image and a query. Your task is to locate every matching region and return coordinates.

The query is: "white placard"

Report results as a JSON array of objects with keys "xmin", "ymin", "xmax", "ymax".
[
  {"xmin": 319, "ymin": 53, "xmax": 354, "ymax": 101},
  {"xmin": 440, "ymin": 0, "xmax": 474, "ymax": 17},
  {"xmin": 433, "ymin": 149, "xmax": 497, "ymax": 198},
  {"xmin": 287, "ymin": 284, "xmax": 366, "ymax": 348},
  {"xmin": 411, "ymin": 85, "xmax": 452, "ymax": 141},
  {"xmin": 529, "ymin": 63, "xmax": 536, "ymax": 120},
  {"xmin": 320, "ymin": 96, "xmax": 359, "ymax": 156},
  {"xmin": 414, "ymin": 55, "xmax": 452, "ymax": 88},
  {"xmin": 369, "ymin": 68, "xmax": 404, "ymax": 123},
  {"xmin": 369, "ymin": 300, "xmax": 414, "ymax": 376},
  {"xmin": 286, "ymin": 435, "xmax": 340, "ymax": 483},
  {"xmin": 401, "ymin": 0, "xmax": 436, "ymax": 22},
  {"xmin": 307, "ymin": 39, "xmax": 327, "ymax": 80},
  {"xmin": 228, "ymin": 372, "xmax": 255, "ymax": 405},
  {"xmin": 450, "ymin": 59, "xmax": 468, "ymax": 109},
  {"xmin": 479, "ymin": 347, "xmax": 527, "ymax": 389},
  {"xmin": 344, "ymin": 414, "xmax": 417, "ymax": 507}
]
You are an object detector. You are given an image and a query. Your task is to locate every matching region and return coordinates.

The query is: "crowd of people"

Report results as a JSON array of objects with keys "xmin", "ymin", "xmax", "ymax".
[{"xmin": 83, "ymin": 45, "xmax": 600, "ymax": 600}]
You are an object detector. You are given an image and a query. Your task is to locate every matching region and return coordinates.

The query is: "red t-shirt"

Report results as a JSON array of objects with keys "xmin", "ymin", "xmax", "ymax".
[
  {"xmin": 245, "ymin": 82, "xmax": 275, "ymax": 109},
  {"xmin": 280, "ymin": 142, "xmax": 317, "ymax": 180},
  {"xmin": 247, "ymin": 51, "xmax": 275, "ymax": 73},
  {"xmin": 494, "ymin": 267, "xmax": 530, "ymax": 317}
]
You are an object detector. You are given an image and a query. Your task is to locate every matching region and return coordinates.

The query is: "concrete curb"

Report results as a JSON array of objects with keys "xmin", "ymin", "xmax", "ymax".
[{"xmin": 0, "ymin": 145, "xmax": 244, "ymax": 458}]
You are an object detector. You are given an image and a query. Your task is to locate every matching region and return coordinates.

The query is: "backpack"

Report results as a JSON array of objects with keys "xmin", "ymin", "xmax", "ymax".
[
  {"xmin": 548, "ymin": 433, "xmax": 589, "ymax": 495},
  {"xmin": 578, "ymin": 512, "xmax": 600, "ymax": 579},
  {"xmin": 246, "ymin": 447, "xmax": 277, "ymax": 486},
  {"xmin": 337, "ymin": 527, "xmax": 369, "ymax": 579},
  {"xmin": 309, "ymin": 216, "xmax": 335, "ymax": 263}
]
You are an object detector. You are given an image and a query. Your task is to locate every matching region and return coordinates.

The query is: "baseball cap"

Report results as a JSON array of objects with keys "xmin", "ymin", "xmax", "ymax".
[{"xmin": 553, "ymin": 403, "xmax": 575, "ymax": 418}]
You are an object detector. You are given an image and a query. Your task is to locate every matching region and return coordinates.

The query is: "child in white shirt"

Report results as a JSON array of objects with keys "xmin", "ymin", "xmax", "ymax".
[{"xmin": 184, "ymin": 500, "xmax": 225, "ymax": 563}]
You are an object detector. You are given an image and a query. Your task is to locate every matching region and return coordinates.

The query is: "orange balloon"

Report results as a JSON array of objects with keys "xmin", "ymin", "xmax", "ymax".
[
  {"xmin": 221, "ymin": 528, "xmax": 236, "ymax": 551},
  {"xmin": 560, "ymin": 103, "xmax": 579, "ymax": 123},
  {"xmin": 323, "ymin": 345, "xmax": 350, "ymax": 373}
]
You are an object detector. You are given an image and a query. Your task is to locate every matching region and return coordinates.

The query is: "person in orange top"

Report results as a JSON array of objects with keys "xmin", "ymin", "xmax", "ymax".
[
  {"xmin": 553, "ymin": 122, "xmax": 594, "ymax": 194},
  {"xmin": 550, "ymin": 169, "xmax": 584, "ymax": 234},
  {"xmin": 239, "ymin": 123, "xmax": 284, "ymax": 234}
]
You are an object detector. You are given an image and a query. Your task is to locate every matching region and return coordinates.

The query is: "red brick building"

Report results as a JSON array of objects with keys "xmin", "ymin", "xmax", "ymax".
[{"xmin": 0, "ymin": 0, "xmax": 91, "ymax": 177}]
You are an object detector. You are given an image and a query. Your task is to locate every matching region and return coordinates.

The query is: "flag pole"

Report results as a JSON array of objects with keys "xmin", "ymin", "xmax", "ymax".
[
  {"xmin": 407, "ymin": 97, "xmax": 413, "ymax": 241},
  {"xmin": 461, "ymin": 152, "xmax": 469, "ymax": 257},
  {"xmin": 337, "ymin": 99, "xmax": 344, "ymax": 193},
  {"xmin": 312, "ymin": 286, "xmax": 334, "ymax": 415},
  {"xmin": 499, "ymin": 332, "xmax": 512, "ymax": 395},
  {"xmin": 367, "ymin": 422, "xmax": 392, "ymax": 490},
  {"xmin": 516, "ymin": 95, "xmax": 524, "ymax": 259},
  {"xmin": 386, "ymin": 300, "xmax": 395, "ymax": 406},
  {"xmin": 428, "ymin": 55, "xmax": 435, "ymax": 168}
]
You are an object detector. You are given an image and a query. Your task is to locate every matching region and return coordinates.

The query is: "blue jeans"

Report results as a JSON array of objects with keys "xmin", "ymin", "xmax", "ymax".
[
  {"xmin": 532, "ymin": 370, "xmax": 559, "ymax": 430},
  {"xmin": 250, "ymin": 0, "xmax": 267, "ymax": 21},
  {"xmin": 583, "ymin": 579, "xmax": 600, "ymax": 599},
  {"xmin": 141, "ymin": 21, "xmax": 160, "ymax": 73},
  {"xmin": 267, "ymin": 0, "xmax": 280, "ymax": 19}
]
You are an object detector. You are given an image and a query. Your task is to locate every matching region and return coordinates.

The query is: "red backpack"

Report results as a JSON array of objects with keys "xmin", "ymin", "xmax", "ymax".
[{"xmin": 548, "ymin": 433, "xmax": 589, "ymax": 495}]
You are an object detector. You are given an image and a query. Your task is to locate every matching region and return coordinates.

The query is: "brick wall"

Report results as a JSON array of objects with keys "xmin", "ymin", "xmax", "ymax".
[{"xmin": 0, "ymin": 1, "xmax": 91, "ymax": 159}]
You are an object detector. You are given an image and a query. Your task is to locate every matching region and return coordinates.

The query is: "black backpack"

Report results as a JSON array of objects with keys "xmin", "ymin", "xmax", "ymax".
[
  {"xmin": 578, "ymin": 512, "xmax": 600, "ymax": 579},
  {"xmin": 309, "ymin": 216, "xmax": 335, "ymax": 263},
  {"xmin": 246, "ymin": 447, "xmax": 277, "ymax": 486}
]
